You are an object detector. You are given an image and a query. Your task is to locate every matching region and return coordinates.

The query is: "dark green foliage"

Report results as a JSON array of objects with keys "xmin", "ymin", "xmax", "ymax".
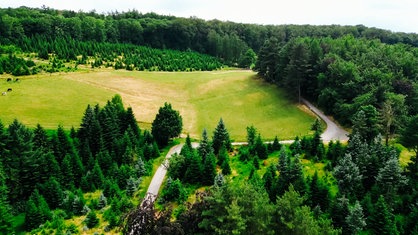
[
  {"xmin": 85, "ymin": 211, "xmax": 99, "ymax": 228},
  {"xmin": 221, "ymin": 159, "xmax": 232, "ymax": 175},
  {"xmin": 400, "ymin": 114, "xmax": 418, "ymax": 156},
  {"xmin": 254, "ymin": 134, "xmax": 268, "ymax": 160},
  {"xmin": 369, "ymin": 196, "xmax": 398, "ymax": 235},
  {"xmin": 40, "ymin": 177, "xmax": 64, "ymax": 210},
  {"xmin": 25, "ymin": 190, "xmax": 52, "ymax": 231},
  {"xmin": 161, "ymin": 178, "xmax": 187, "ymax": 203},
  {"xmin": 184, "ymin": 152, "xmax": 203, "ymax": 184},
  {"xmin": 151, "ymin": 102, "xmax": 183, "ymax": 146},
  {"xmin": 212, "ymin": 118, "xmax": 231, "ymax": 155},
  {"xmin": 202, "ymin": 152, "xmax": 216, "ymax": 185},
  {"xmin": 308, "ymin": 171, "xmax": 330, "ymax": 211},
  {"xmin": 0, "ymin": 162, "xmax": 13, "ymax": 234},
  {"xmin": 198, "ymin": 129, "xmax": 213, "ymax": 162}
]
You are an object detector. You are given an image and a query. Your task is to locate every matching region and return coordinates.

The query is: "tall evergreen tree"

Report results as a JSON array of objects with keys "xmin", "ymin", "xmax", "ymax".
[
  {"xmin": 212, "ymin": 118, "xmax": 231, "ymax": 155},
  {"xmin": 202, "ymin": 152, "xmax": 216, "ymax": 185}
]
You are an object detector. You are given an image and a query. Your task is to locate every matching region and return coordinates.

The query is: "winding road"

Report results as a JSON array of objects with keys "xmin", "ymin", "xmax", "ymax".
[
  {"xmin": 144, "ymin": 99, "xmax": 348, "ymax": 202},
  {"xmin": 301, "ymin": 98, "xmax": 349, "ymax": 142}
]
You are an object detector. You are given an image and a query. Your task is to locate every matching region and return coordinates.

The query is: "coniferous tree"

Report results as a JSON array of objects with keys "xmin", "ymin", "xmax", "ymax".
[
  {"xmin": 0, "ymin": 162, "xmax": 13, "ymax": 234},
  {"xmin": 61, "ymin": 155, "xmax": 75, "ymax": 189},
  {"xmin": 346, "ymin": 201, "xmax": 366, "ymax": 235},
  {"xmin": 185, "ymin": 152, "xmax": 203, "ymax": 184},
  {"xmin": 85, "ymin": 210, "xmax": 99, "ymax": 228},
  {"xmin": 368, "ymin": 196, "xmax": 398, "ymax": 235},
  {"xmin": 202, "ymin": 152, "xmax": 216, "ymax": 185},
  {"xmin": 198, "ymin": 128, "xmax": 213, "ymax": 162},
  {"xmin": 254, "ymin": 134, "xmax": 268, "ymax": 159},
  {"xmin": 40, "ymin": 177, "xmax": 64, "ymax": 210},
  {"xmin": 212, "ymin": 118, "xmax": 232, "ymax": 154},
  {"xmin": 221, "ymin": 158, "xmax": 232, "ymax": 175},
  {"xmin": 333, "ymin": 154, "xmax": 362, "ymax": 199},
  {"xmin": 33, "ymin": 124, "xmax": 49, "ymax": 151}
]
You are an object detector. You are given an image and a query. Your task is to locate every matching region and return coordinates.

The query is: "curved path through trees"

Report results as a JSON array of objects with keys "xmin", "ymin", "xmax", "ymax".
[
  {"xmin": 144, "ymin": 100, "xmax": 348, "ymax": 202},
  {"xmin": 301, "ymin": 98, "xmax": 349, "ymax": 142}
]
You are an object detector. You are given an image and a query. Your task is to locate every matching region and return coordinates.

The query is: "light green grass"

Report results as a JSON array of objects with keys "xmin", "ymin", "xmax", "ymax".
[
  {"xmin": 0, "ymin": 73, "xmax": 114, "ymax": 129},
  {"xmin": 0, "ymin": 70, "xmax": 315, "ymax": 140}
]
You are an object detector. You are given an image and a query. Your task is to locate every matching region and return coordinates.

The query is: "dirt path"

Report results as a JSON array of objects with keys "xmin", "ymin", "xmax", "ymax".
[{"xmin": 301, "ymin": 98, "xmax": 349, "ymax": 142}]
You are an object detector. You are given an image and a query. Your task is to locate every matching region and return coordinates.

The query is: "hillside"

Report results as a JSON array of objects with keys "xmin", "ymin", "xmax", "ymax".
[{"xmin": 0, "ymin": 70, "xmax": 314, "ymax": 141}]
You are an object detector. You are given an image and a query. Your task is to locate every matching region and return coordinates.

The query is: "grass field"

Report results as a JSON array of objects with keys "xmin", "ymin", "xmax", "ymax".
[{"xmin": 0, "ymin": 69, "xmax": 315, "ymax": 141}]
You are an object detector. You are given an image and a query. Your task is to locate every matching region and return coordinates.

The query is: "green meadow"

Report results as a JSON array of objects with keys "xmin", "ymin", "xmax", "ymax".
[{"xmin": 0, "ymin": 69, "xmax": 315, "ymax": 141}]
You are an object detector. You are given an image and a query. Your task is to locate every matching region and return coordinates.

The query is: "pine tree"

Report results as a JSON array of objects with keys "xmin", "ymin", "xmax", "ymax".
[
  {"xmin": 212, "ymin": 118, "xmax": 232, "ymax": 154},
  {"xmin": 185, "ymin": 152, "xmax": 203, "ymax": 184},
  {"xmin": 0, "ymin": 162, "xmax": 13, "ymax": 234},
  {"xmin": 369, "ymin": 196, "xmax": 397, "ymax": 235},
  {"xmin": 221, "ymin": 158, "xmax": 232, "ymax": 175},
  {"xmin": 33, "ymin": 123, "xmax": 49, "ymax": 151},
  {"xmin": 61, "ymin": 154, "xmax": 75, "ymax": 189},
  {"xmin": 254, "ymin": 134, "xmax": 268, "ymax": 159},
  {"xmin": 217, "ymin": 144, "xmax": 229, "ymax": 167},
  {"xmin": 198, "ymin": 128, "xmax": 213, "ymax": 162},
  {"xmin": 333, "ymin": 154, "xmax": 362, "ymax": 198},
  {"xmin": 97, "ymin": 193, "xmax": 107, "ymax": 209},
  {"xmin": 126, "ymin": 176, "xmax": 140, "ymax": 196},
  {"xmin": 85, "ymin": 211, "xmax": 99, "ymax": 228},
  {"xmin": 41, "ymin": 177, "xmax": 64, "ymax": 210},
  {"xmin": 346, "ymin": 201, "xmax": 366, "ymax": 235},
  {"xmin": 202, "ymin": 152, "xmax": 216, "ymax": 185}
]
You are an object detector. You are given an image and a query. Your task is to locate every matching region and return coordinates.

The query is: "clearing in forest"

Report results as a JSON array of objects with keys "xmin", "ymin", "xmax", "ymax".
[{"xmin": 0, "ymin": 69, "xmax": 315, "ymax": 141}]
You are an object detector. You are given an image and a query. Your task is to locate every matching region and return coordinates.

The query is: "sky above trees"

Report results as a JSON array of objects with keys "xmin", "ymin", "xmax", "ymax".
[{"xmin": 1, "ymin": 0, "xmax": 417, "ymax": 33}]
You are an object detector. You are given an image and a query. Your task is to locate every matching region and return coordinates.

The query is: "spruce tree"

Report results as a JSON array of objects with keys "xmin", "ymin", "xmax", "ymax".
[
  {"xmin": 212, "ymin": 118, "xmax": 232, "ymax": 154},
  {"xmin": 85, "ymin": 211, "xmax": 99, "ymax": 228},
  {"xmin": 198, "ymin": 128, "xmax": 213, "ymax": 162},
  {"xmin": 346, "ymin": 201, "xmax": 366, "ymax": 235},
  {"xmin": 185, "ymin": 152, "xmax": 203, "ymax": 184},
  {"xmin": 202, "ymin": 152, "xmax": 216, "ymax": 185},
  {"xmin": 369, "ymin": 196, "xmax": 397, "ymax": 235}
]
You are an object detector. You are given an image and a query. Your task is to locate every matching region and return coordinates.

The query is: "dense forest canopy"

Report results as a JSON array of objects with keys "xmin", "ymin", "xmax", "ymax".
[{"xmin": 1, "ymin": 6, "xmax": 418, "ymax": 66}]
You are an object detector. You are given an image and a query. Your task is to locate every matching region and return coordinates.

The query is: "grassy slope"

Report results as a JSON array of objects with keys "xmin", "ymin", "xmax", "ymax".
[
  {"xmin": 0, "ymin": 69, "xmax": 314, "ymax": 141},
  {"xmin": 0, "ymin": 72, "xmax": 114, "ymax": 129}
]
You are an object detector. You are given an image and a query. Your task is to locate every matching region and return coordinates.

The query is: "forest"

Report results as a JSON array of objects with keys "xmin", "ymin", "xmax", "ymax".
[{"xmin": 0, "ymin": 5, "xmax": 417, "ymax": 235}]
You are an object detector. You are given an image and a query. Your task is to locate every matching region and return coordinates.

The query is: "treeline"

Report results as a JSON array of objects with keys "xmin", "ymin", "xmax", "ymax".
[
  {"xmin": 124, "ymin": 115, "xmax": 418, "ymax": 234},
  {"xmin": 2, "ymin": 6, "xmax": 418, "ymax": 67},
  {"xmin": 0, "ymin": 95, "xmax": 160, "ymax": 234},
  {"xmin": 256, "ymin": 35, "xmax": 418, "ymax": 140}
]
